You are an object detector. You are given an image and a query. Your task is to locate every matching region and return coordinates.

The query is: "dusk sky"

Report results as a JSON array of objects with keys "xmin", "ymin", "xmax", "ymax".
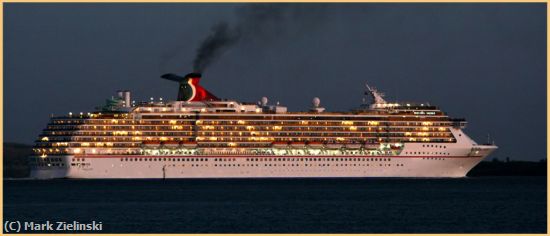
[{"xmin": 5, "ymin": 3, "xmax": 546, "ymax": 161}]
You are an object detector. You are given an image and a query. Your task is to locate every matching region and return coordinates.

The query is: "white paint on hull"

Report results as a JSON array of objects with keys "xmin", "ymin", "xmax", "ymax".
[
  {"xmin": 30, "ymin": 155, "xmax": 489, "ymax": 179},
  {"xmin": 29, "ymin": 128, "xmax": 497, "ymax": 179}
]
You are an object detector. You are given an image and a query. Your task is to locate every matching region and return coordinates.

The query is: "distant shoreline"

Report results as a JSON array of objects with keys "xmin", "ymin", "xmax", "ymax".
[
  {"xmin": 467, "ymin": 159, "xmax": 547, "ymax": 177},
  {"xmin": 4, "ymin": 142, "xmax": 546, "ymax": 178}
]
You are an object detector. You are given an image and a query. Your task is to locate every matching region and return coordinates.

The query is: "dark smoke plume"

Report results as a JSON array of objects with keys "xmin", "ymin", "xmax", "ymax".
[
  {"xmin": 192, "ymin": 4, "xmax": 328, "ymax": 73},
  {"xmin": 192, "ymin": 22, "xmax": 240, "ymax": 73}
]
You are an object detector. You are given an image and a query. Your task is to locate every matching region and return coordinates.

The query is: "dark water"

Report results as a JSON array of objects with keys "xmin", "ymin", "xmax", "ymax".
[{"xmin": 3, "ymin": 177, "xmax": 547, "ymax": 233}]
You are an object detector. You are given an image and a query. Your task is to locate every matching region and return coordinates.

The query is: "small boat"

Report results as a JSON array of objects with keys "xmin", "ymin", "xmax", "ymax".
[
  {"xmin": 290, "ymin": 142, "xmax": 306, "ymax": 148},
  {"xmin": 161, "ymin": 141, "xmax": 180, "ymax": 148},
  {"xmin": 271, "ymin": 141, "xmax": 289, "ymax": 148},
  {"xmin": 364, "ymin": 143, "xmax": 379, "ymax": 150},
  {"xmin": 325, "ymin": 143, "xmax": 343, "ymax": 149},
  {"xmin": 345, "ymin": 143, "xmax": 362, "ymax": 149},
  {"xmin": 142, "ymin": 141, "xmax": 160, "ymax": 148},
  {"xmin": 181, "ymin": 141, "xmax": 198, "ymax": 148},
  {"xmin": 307, "ymin": 141, "xmax": 324, "ymax": 148}
]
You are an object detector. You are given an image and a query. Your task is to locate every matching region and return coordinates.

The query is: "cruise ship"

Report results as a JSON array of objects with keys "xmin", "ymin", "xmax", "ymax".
[{"xmin": 29, "ymin": 73, "xmax": 497, "ymax": 179}]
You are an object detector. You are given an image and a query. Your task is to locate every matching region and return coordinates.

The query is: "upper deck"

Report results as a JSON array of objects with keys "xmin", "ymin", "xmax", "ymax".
[{"xmin": 32, "ymin": 74, "xmax": 465, "ymax": 157}]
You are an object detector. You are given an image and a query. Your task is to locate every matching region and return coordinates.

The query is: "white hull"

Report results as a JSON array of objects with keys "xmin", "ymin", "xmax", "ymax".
[
  {"xmin": 30, "ymin": 155, "xmax": 489, "ymax": 179},
  {"xmin": 29, "ymin": 129, "xmax": 497, "ymax": 179}
]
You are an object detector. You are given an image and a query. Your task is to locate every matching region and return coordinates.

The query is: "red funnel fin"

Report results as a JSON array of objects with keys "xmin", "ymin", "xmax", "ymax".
[{"xmin": 188, "ymin": 77, "xmax": 219, "ymax": 101}]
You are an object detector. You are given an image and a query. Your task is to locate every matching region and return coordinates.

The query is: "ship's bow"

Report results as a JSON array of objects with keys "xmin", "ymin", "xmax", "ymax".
[{"xmin": 461, "ymin": 144, "xmax": 498, "ymax": 177}]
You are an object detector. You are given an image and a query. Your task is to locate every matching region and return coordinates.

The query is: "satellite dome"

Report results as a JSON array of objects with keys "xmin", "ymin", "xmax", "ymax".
[
  {"xmin": 261, "ymin": 97, "xmax": 268, "ymax": 106},
  {"xmin": 312, "ymin": 97, "xmax": 321, "ymax": 107}
]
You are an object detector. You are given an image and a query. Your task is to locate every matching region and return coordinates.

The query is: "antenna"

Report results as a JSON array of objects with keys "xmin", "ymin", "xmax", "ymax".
[{"xmin": 364, "ymin": 82, "xmax": 387, "ymax": 106}]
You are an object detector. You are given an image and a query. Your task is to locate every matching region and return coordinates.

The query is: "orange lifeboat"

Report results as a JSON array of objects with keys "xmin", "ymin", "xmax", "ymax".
[
  {"xmin": 364, "ymin": 143, "xmax": 379, "ymax": 150},
  {"xmin": 290, "ymin": 142, "xmax": 306, "ymax": 148},
  {"xmin": 325, "ymin": 143, "xmax": 343, "ymax": 149},
  {"xmin": 142, "ymin": 140, "xmax": 161, "ymax": 148},
  {"xmin": 272, "ymin": 141, "xmax": 289, "ymax": 148},
  {"xmin": 162, "ymin": 141, "xmax": 180, "ymax": 148},
  {"xmin": 345, "ymin": 143, "xmax": 362, "ymax": 149},
  {"xmin": 181, "ymin": 141, "xmax": 198, "ymax": 148},
  {"xmin": 307, "ymin": 141, "xmax": 324, "ymax": 148}
]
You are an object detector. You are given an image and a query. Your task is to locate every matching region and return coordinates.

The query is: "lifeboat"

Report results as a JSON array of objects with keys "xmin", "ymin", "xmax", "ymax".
[
  {"xmin": 181, "ymin": 141, "xmax": 198, "ymax": 148},
  {"xmin": 290, "ymin": 142, "xmax": 306, "ymax": 148},
  {"xmin": 307, "ymin": 141, "xmax": 324, "ymax": 149},
  {"xmin": 161, "ymin": 141, "xmax": 180, "ymax": 148},
  {"xmin": 364, "ymin": 143, "xmax": 379, "ymax": 150},
  {"xmin": 142, "ymin": 141, "xmax": 160, "ymax": 148},
  {"xmin": 325, "ymin": 143, "xmax": 343, "ymax": 149},
  {"xmin": 272, "ymin": 141, "xmax": 289, "ymax": 148},
  {"xmin": 345, "ymin": 143, "xmax": 362, "ymax": 149}
]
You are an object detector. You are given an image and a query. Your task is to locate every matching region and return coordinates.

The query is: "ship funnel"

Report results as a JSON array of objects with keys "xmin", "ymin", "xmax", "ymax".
[{"xmin": 160, "ymin": 73, "xmax": 219, "ymax": 102}]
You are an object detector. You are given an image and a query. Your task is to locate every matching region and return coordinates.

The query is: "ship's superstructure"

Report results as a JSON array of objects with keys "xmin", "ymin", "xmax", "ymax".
[{"xmin": 29, "ymin": 73, "xmax": 497, "ymax": 179}]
